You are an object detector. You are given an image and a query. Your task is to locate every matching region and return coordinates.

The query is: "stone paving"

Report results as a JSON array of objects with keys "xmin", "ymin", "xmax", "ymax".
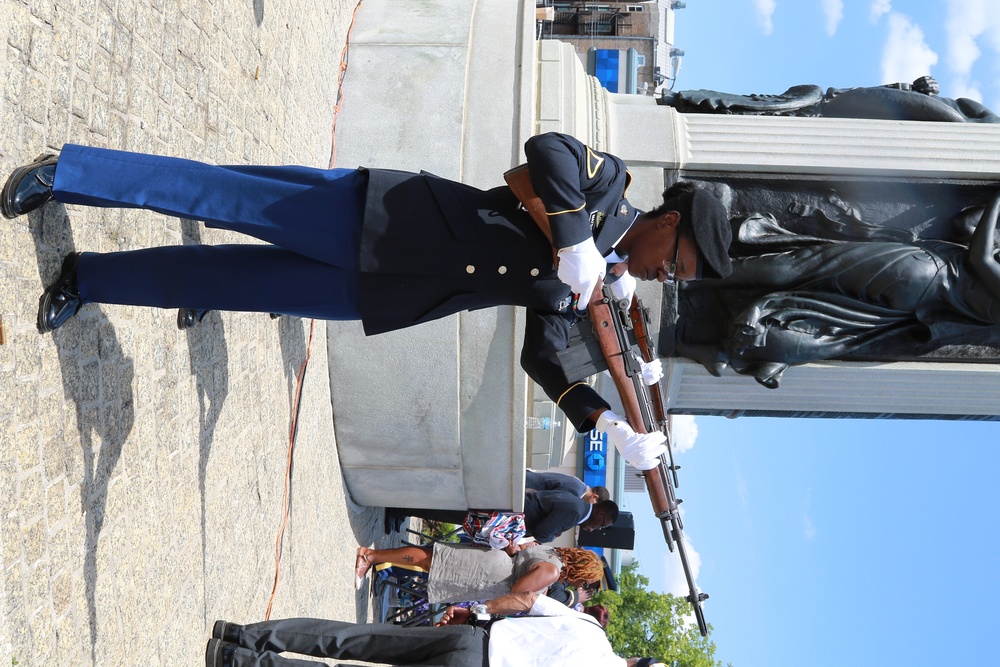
[{"xmin": 0, "ymin": 0, "xmax": 395, "ymax": 664}]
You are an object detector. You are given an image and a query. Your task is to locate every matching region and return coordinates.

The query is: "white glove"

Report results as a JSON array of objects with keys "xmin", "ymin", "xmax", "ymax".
[
  {"xmin": 557, "ymin": 238, "xmax": 606, "ymax": 307},
  {"xmin": 607, "ymin": 267, "xmax": 637, "ymax": 303},
  {"xmin": 638, "ymin": 357, "xmax": 663, "ymax": 386},
  {"xmin": 596, "ymin": 410, "xmax": 667, "ymax": 471}
]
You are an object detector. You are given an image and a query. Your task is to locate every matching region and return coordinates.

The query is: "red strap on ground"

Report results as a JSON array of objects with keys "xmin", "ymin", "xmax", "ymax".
[{"xmin": 264, "ymin": 0, "xmax": 364, "ymax": 621}]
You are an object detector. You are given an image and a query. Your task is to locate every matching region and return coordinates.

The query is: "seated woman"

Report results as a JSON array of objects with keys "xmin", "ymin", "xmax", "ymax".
[{"xmin": 354, "ymin": 542, "xmax": 604, "ymax": 604}]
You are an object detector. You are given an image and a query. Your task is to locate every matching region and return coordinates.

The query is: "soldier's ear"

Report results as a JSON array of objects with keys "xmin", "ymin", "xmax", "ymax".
[{"xmin": 655, "ymin": 211, "xmax": 681, "ymax": 229}]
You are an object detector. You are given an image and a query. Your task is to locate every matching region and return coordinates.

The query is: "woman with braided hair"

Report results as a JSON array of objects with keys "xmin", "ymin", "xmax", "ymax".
[
  {"xmin": 551, "ymin": 547, "xmax": 605, "ymax": 585},
  {"xmin": 354, "ymin": 543, "xmax": 603, "ymax": 605}
]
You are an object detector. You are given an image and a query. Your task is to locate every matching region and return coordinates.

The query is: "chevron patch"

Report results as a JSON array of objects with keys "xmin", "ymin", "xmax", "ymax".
[{"xmin": 585, "ymin": 146, "xmax": 604, "ymax": 179}]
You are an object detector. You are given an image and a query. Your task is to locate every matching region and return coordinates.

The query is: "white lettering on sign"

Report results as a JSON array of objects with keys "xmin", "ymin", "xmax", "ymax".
[{"xmin": 589, "ymin": 429, "xmax": 605, "ymax": 452}]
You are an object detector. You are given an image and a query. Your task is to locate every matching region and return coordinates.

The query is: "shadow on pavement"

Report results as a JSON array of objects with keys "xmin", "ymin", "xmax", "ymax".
[
  {"xmin": 178, "ymin": 219, "xmax": 231, "ymax": 625},
  {"xmin": 30, "ymin": 204, "xmax": 134, "ymax": 664}
]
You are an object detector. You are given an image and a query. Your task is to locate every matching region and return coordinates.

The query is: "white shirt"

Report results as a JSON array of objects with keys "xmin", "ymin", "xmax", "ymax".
[{"xmin": 487, "ymin": 595, "xmax": 627, "ymax": 667}]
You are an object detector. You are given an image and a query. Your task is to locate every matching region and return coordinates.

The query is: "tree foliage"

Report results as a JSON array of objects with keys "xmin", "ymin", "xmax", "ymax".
[
  {"xmin": 590, "ymin": 563, "xmax": 729, "ymax": 667},
  {"xmin": 424, "ymin": 521, "xmax": 463, "ymax": 543}
]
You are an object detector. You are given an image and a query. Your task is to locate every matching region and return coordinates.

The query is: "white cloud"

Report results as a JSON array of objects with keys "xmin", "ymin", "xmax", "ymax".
[
  {"xmin": 804, "ymin": 513, "xmax": 817, "ymax": 541},
  {"xmin": 754, "ymin": 0, "xmax": 777, "ymax": 36},
  {"xmin": 661, "ymin": 524, "xmax": 702, "ymax": 598},
  {"xmin": 869, "ymin": 0, "xmax": 891, "ymax": 23},
  {"xmin": 661, "ymin": 534, "xmax": 703, "ymax": 630},
  {"xmin": 953, "ymin": 81, "xmax": 985, "ymax": 103},
  {"xmin": 670, "ymin": 414, "xmax": 698, "ymax": 454},
  {"xmin": 735, "ymin": 470, "xmax": 749, "ymax": 511},
  {"xmin": 880, "ymin": 12, "xmax": 939, "ymax": 85},
  {"xmin": 822, "ymin": 0, "xmax": 845, "ymax": 37},
  {"xmin": 944, "ymin": 0, "xmax": 1000, "ymax": 104},
  {"xmin": 947, "ymin": 13, "xmax": 983, "ymax": 75}
]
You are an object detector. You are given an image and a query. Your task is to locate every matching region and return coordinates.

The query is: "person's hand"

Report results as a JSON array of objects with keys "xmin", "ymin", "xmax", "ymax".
[
  {"xmin": 435, "ymin": 606, "xmax": 471, "ymax": 626},
  {"xmin": 504, "ymin": 542, "xmax": 522, "ymax": 556},
  {"xmin": 912, "ymin": 75, "xmax": 940, "ymax": 95},
  {"xmin": 638, "ymin": 357, "xmax": 663, "ymax": 385},
  {"xmin": 577, "ymin": 587, "xmax": 594, "ymax": 603},
  {"xmin": 557, "ymin": 238, "xmax": 606, "ymax": 307},
  {"xmin": 597, "ymin": 411, "xmax": 667, "ymax": 471},
  {"xmin": 607, "ymin": 262, "xmax": 636, "ymax": 303},
  {"xmin": 613, "ymin": 429, "xmax": 667, "ymax": 470}
]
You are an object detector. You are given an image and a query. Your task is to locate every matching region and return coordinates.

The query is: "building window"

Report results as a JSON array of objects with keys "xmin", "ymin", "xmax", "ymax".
[
  {"xmin": 635, "ymin": 54, "xmax": 646, "ymax": 67},
  {"xmin": 626, "ymin": 4, "xmax": 646, "ymax": 10}
]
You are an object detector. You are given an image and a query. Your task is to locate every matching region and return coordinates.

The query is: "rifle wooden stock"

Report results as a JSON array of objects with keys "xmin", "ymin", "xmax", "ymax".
[
  {"xmin": 586, "ymin": 281, "xmax": 671, "ymax": 515},
  {"xmin": 503, "ymin": 163, "xmax": 553, "ymax": 245}
]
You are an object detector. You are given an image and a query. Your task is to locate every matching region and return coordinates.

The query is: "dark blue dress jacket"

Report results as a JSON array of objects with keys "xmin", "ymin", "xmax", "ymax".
[{"xmin": 360, "ymin": 133, "xmax": 639, "ymax": 432}]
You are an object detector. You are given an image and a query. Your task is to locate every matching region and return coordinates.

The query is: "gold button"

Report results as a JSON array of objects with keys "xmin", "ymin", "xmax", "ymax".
[
  {"xmin": 498, "ymin": 266, "xmax": 507, "ymax": 275},
  {"xmin": 530, "ymin": 268, "xmax": 540, "ymax": 277},
  {"xmin": 466, "ymin": 265, "xmax": 475, "ymax": 274}
]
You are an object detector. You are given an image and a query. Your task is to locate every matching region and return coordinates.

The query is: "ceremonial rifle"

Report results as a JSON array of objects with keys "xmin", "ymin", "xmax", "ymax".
[{"xmin": 587, "ymin": 282, "xmax": 709, "ymax": 636}]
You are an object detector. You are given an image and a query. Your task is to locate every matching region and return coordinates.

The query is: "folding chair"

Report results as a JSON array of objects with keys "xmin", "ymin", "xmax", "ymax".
[{"xmin": 373, "ymin": 563, "xmax": 439, "ymax": 626}]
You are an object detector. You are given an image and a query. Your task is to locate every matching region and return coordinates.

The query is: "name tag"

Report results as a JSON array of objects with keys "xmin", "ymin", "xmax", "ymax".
[{"xmin": 589, "ymin": 210, "xmax": 605, "ymax": 233}]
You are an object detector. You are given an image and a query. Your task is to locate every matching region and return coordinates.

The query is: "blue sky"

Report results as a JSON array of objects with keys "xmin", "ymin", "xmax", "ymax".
[
  {"xmin": 673, "ymin": 0, "xmax": 1000, "ymax": 111},
  {"xmin": 622, "ymin": 2, "xmax": 1000, "ymax": 666},
  {"xmin": 626, "ymin": 417, "xmax": 1000, "ymax": 667}
]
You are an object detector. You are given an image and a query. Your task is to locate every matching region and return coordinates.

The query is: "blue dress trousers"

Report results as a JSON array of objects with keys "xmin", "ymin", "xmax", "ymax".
[{"xmin": 52, "ymin": 143, "xmax": 366, "ymax": 320}]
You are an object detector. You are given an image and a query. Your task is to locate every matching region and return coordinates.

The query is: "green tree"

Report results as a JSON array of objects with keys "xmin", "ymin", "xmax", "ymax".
[
  {"xmin": 423, "ymin": 521, "xmax": 463, "ymax": 543},
  {"xmin": 591, "ymin": 563, "xmax": 729, "ymax": 667}
]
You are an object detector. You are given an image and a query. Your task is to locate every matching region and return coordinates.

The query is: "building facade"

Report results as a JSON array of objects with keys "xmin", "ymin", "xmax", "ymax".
[{"xmin": 537, "ymin": 0, "xmax": 686, "ymax": 95}]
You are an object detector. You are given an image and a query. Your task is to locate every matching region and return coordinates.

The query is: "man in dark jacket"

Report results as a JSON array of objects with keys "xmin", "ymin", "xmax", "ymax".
[
  {"xmin": 386, "ymin": 492, "xmax": 618, "ymax": 545},
  {"xmin": 525, "ymin": 470, "xmax": 609, "ymax": 503},
  {"xmin": 2, "ymin": 133, "xmax": 731, "ymax": 452},
  {"xmin": 205, "ymin": 591, "xmax": 660, "ymax": 667}
]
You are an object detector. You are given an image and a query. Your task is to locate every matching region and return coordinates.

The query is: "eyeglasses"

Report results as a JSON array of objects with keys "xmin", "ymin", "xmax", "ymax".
[{"xmin": 662, "ymin": 233, "xmax": 683, "ymax": 284}]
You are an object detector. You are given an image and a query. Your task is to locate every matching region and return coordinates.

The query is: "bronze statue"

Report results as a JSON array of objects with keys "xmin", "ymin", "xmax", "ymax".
[
  {"xmin": 676, "ymin": 193, "xmax": 1000, "ymax": 387},
  {"xmin": 659, "ymin": 76, "xmax": 999, "ymax": 123}
]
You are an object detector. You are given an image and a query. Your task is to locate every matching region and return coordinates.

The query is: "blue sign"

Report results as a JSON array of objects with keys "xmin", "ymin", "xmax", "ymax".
[
  {"xmin": 588, "ymin": 47, "xmax": 639, "ymax": 95},
  {"xmin": 581, "ymin": 428, "xmax": 608, "ymax": 490},
  {"xmin": 580, "ymin": 428, "xmax": 609, "ymax": 558},
  {"xmin": 592, "ymin": 49, "xmax": 620, "ymax": 93}
]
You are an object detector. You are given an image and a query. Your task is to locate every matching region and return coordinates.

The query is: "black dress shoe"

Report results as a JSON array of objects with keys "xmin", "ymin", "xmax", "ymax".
[
  {"xmin": 205, "ymin": 639, "xmax": 237, "ymax": 667},
  {"xmin": 383, "ymin": 508, "xmax": 406, "ymax": 535},
  {"xmin": 2, "ymin": 154, "xmax": 58, "ymax": 219},
  {"xmin": 177, "ymin": 308, "xmax": 211, "ymax": 330},
  {"xmin": 37, "ymin": 253, "xmax": 82, "ymax": 333},
  {"xmin": 212, "ymin": 620, "xmax": 241, "ymax": 643}
]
